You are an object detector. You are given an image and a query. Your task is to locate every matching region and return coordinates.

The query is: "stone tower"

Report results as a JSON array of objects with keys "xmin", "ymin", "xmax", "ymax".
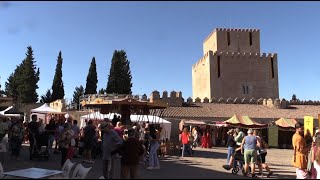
[{"xmin": 192, "ymin": 28, "xmax": 279, "ymax": 100}]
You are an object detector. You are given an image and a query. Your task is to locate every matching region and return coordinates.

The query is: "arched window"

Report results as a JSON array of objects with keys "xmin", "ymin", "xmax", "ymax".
[
  {"xmin": 246, "ymin": 86, "xmax": 249, "ymax": 94},
  {"xmin": 243, "ymin": 85, "xmax": 246, "ymax": 94}
]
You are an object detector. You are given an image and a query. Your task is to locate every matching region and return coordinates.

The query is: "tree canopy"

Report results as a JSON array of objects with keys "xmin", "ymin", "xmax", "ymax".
[
  {"xmin": 51, "ymin": 51, "xmax": 65, "ymax": 101},
  {"xmin": 5, "ymin": 46, "xmax": 40, "ymax": 103},
  {"xmin": 106, "ymin": 50, "xmax": 132, "ymax": 94},
  {"xmin": 85, "ymin": 57, "xmax": 98, "ymax": 94}
]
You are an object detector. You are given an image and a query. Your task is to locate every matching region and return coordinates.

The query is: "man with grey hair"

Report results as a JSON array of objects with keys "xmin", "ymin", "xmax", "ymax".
[
  {"xmin": 100, "ymin": 120, "xmax": 123, "ymax": 179},
  {"xmin": 240, "ymin": 128, "xmax": 261, "ymax": 177},
  {"xmin": 119, "ymin": 128, "xmax": 144, "ymax": 179}
]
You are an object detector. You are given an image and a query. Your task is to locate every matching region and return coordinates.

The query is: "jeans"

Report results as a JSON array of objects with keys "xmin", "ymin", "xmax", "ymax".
[
  {"xmin": 182, "ymin": 144, "xmax": 192, "ymax": 157},
  {"xmin": 149, "ymin": 142, "xmax": 160, "ymax": 167},
  {"xmin": 226, "ymin": 146, "xmax": 235, "ymax": 165},
  {"xmin": 47, "ymin": 135, "xmax": 55, "ymax": 153}
]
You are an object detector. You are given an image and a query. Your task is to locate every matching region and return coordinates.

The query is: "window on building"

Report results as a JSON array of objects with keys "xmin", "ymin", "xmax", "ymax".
[
  {"xmin": 249, "ymin": 32, "xmax": 253, "ymax": 46},
  {"xmin": 271, "ymin": 57, "xmax": 274, "ymax": 78},
  {"xmin": 246, "ymin": 86, "xmax": 249, "ymax": 94},
  {"xmin": 217, "ymin": 56, "xmax": 221, "ymax": 78},
  {"xmin": 227, "ymin": 32, "xmax": 230, "ymax": 46},
  {"xmin": 243, "ymin": 85, "xmax": 245, "ymax": 94}
]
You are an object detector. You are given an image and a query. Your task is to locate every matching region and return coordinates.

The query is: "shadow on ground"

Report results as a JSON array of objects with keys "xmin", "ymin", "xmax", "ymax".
[{"xmin": 0, "ymin": 146, "xmax": 295, "ymax": 179}]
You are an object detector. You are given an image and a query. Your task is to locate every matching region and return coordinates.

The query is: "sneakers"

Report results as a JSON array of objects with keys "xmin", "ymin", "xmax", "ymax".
[
  {"xmin": 146, "ymin": 166, "xmax": 160, "ymax": 170},
  {"xmin": 267, "ymin": 172, "xmax": 273, "ymax": 177},
  {"xmin": 146, "ymin": 166, "xmax": 153, "ymax": 170}
]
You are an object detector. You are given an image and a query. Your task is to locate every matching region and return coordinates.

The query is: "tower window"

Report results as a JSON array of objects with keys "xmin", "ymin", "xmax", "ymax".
[
  {"xmin": 217, "ymin": 56, "xmax": 221, "ymax": 78},
  {"xmin": 271, "ymin": 57, "xmax": 274, "ymax": 78},
  {"xmin": 227, "ymin": 32, "xmax": 230, "ymax": 46},
  {"xmin": 243, "ymin": 85, "xmax": 245, "ymax": 94},
  {"xmin": 246, "ymin": 86, "xmax": 249, "ymax": 94},
  {"xmin": 249, "ymin": 32, "xmax": 253, "ymax": 46}
]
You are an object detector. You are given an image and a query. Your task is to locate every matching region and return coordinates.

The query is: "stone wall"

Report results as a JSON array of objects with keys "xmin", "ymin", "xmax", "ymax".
[{"xmin": 187, "ymin": 97, "xmax": 290, "ymax": 109}]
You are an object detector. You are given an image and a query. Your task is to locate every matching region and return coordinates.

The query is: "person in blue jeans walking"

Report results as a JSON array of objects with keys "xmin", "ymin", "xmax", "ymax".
[
  {"xmin": 146, "ymin": 125, "xmax": 161, "ymax": 170},
  {"xmin": 223, "ymin": 129, "xmax": 236, "ymax": 170}
]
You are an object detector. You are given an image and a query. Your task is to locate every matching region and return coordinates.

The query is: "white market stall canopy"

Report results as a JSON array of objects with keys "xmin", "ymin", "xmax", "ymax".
[
  {"xmin": 80, "ymin": 112, "xmax": 172, "ymax": 140},
  {"xmin": 0, "ymin": 106, "xmax": 23, "ymax": 117},
  {"xmin": 31, "ymin": 104, "xmax": 62, "ymax": 114}
]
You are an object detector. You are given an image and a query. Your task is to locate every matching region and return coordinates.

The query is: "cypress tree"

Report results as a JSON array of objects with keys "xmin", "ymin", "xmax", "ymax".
[
  {"xmin": 40, "ymin": 89, "xmax": 52, "ymax": 103},
  {"xmin": 98, "ymin": 88, "xmax": 105, "ymax": 94},
  {"xmin": 72, "ymin": 85, "xmax": 84, "ymax": 110},
  {"xmin": 51, "ymin": 51, "xmax": 64, "ymax": 101},
  {"xmin": 6, "ymin": 46, "xmax": 40, "ymax": 103},
  {"xmin": 85, "ymin": 57, "xmax": 98, "ymax": 94},
  {"xmin": 106, "ymin": 50, "xmax": 132, "ymax": 94},
  {"xmin": 5, "ymin": 73, "xmax": 17, "ymax": 100}
]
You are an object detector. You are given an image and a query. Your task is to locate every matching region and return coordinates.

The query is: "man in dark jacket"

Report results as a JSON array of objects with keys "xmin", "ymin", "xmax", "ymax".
[
  {"xmin": 119, "ymin": 128, "xmax": 144, "ymax": 179},
  {"xmin": 28, "ymin": 114, "xmax": 39, "ymax": 160}
]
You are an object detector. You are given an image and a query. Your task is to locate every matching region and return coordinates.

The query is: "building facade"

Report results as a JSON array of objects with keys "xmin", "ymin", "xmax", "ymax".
[{"xmin": 192, "ymin": 28, "xmax": 279, "ymax": 100}]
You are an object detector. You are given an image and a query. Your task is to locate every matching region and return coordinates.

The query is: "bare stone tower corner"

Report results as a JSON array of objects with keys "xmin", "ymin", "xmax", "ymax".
[{"xmin": 192, "ymin": 28, "xmax": 279, "ymax": 100}]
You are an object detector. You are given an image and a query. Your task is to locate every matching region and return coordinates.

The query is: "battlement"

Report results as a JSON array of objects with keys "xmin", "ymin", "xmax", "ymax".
[
  {"xmin": 192, "ymin": 51, "xmax": 212, "ymax": 69},
  {"xmin": 204, "ymin": 27, "xmax": 260, "ymax": 44},
  {"xmin": 187, "ymin": 97, "xmax": 290, "ymax": 109},
  {"xmin": 193, "ymin": 51, "xmax": 277, "ymax": 70},
  {"xmin": 149, "ymin": 90, "xmax": 184, "ymax": 107}
]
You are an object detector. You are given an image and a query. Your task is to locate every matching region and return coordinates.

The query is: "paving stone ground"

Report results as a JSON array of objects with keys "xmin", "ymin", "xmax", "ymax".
[{"xmin": 0, "ymin": 145, "xmax": 296, "ymax": 179}]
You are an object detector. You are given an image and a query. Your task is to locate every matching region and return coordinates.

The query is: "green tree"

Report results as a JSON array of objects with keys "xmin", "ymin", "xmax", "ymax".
[
  {"xmin": 5, "ymin": 73, "xmax": 16, "ymax": 99},
  {"xmin": 72, "ymin": 85, "xmax": 84, "ymax": 110},
  {"xmin": 98, "ymin": 88, "xmax": 105, "ymax": 94},
  {"xmin": 0, "ymin": 76, "xmax": 5, "ymax": 97},
  {"xmin": 40, "ymin": 89, "xmax": 52, "ymax": 103},
  {"xmin": 106, "ymin": 50, "xmax": 132, "ymax": 94},
  {"xmin": 51, "ymin": 51, "xmax": 65, "ymax": 101},
  {"xmin": 292, "ymin": 94, "xmax": 297, "ymax": 101},
  {"xmin": 5, "ymin": 46, "xmax": 40, "ymax": 103},
  {"xmin": 85, "ymin": 57, "xmax": 98, "ymax": 94}
]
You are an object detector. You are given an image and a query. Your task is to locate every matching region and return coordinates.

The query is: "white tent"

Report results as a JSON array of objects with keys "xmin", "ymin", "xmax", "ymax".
[
  {"xmin": 80, "ymin": 112, "xmax": 172, "ymax": 140},
  {"xmin": 30, "ymin": 104, "xmax": 64, "ymax": 123},
  {"xmin": 31, "ymin": 104, "xmax": 61, "ymax": 114},
  {"xmin": 79, "ymin": 112, "xmax": 120, "ymax": 128}
]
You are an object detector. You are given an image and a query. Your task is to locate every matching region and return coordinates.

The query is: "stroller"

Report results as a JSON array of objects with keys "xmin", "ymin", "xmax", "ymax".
[
  {"xmin": 231, "ymin": 149, "xmax": 245, "ymax": 174},
  {"xmin": 30, "ymin": 133, "xmax": 50, "ymax": 160}
]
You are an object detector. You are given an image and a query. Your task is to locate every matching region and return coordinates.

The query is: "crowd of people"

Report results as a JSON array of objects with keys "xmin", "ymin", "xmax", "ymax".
[
  {"xmin": 0, "ymin": 114, "xmax": 166, "ymax": 179},
  {"xmin": 220, "ymin": 127, "xmax": 273, "ymax": 178}
]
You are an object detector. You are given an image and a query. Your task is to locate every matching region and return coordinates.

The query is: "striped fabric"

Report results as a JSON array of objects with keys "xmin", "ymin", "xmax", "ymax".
[
  {"xmin": 275, "ymin": 118, "xmax": 297, "ymax": 128},
  {"xmin": 224, "ymin": 115, "xmax": 267, "ymax": 127}
]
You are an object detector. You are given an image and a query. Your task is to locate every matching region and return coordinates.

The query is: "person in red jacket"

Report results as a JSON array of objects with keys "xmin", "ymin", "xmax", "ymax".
[{"xmin": 181, "ymin": 127, "xmax": 192, "ymax": 157}]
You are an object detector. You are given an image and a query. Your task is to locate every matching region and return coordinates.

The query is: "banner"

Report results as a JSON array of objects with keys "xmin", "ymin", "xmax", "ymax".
[{"xmin": 304, "ymin": 116, "xmax": 314, "ymax": 137}]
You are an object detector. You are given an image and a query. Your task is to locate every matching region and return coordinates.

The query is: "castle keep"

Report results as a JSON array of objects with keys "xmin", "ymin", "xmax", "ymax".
[{"xmin": 192, "ymin": 28, "xmax": 279, "ymax": 100}]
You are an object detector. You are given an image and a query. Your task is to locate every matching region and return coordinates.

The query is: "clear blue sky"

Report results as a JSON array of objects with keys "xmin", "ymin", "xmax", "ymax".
[{"xmin": 1, "ymin": 1, "xmax": 320, "ymax": 102}]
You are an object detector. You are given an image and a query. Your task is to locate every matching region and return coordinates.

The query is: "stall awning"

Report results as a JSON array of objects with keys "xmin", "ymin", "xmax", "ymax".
[
  {"xmin": 275, "ymin": 118, "xmax": 297, "ymax": 128},
  {"xmin": 224, "ymin": 115, "xmax": 267, "ymax": 127}
]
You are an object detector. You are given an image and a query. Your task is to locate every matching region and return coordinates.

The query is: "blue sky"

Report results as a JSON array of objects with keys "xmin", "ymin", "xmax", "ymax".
[{"xmin": 1, "ymin": 1, "xmax": 320, "ymax": 102}]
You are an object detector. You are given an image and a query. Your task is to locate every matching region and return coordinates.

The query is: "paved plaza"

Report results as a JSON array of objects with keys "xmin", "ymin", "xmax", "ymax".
[{"xmin": 0, "ymin": 145, "xmax": 296, "ymax": 179}]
